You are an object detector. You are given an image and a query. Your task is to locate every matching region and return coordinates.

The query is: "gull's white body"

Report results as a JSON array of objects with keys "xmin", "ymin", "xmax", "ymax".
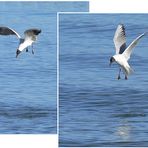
[
  {"xmin": 111, "ymin": 24, "xmax": 145, "ymax": 79},
  {"xmin": 113, "ymin": 54, "xmax": 133, "ymax": 76},
  {"xmin": 19, "ymin": 39, "xmax": 34, "ymax": 52}
]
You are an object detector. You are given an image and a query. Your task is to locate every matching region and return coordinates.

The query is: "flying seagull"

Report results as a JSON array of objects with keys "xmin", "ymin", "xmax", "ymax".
[
  {"xmin": 110, "ymin": 24, "xmax": 146, "ymax": 80},
  {"xmin": 0, "ymin": 26, "xmax": 41, "ymax": 58}
]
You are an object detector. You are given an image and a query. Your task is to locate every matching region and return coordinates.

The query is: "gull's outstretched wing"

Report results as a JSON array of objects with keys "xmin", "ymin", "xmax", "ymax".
[
  {"xmin": 123, "ymin": 33, "xmax": 145, "ymax": 60},
  {"xmin": 24, "ymin": 28, "xmax": 41, "ymax": 41},
  {"xmin": 113, "ymin": 24, "xmax": 127, "ymax": 54},
  {"xmin": 0, "ymin": 27, "xmax": 21, "ymax": 39}
]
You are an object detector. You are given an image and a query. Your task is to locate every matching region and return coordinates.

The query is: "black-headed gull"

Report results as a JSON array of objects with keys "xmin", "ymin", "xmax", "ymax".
[
  {"xmin": 110, "ymin": 24, "xmax": 145, "ymax": 80},
  {"xmin": 0, "ymin": 27, "xmax": 41, "ymax": 58}
]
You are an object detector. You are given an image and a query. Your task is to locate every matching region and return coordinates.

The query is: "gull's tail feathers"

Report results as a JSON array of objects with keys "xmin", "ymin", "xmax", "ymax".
[
  {"xmin": 127, "ymin": 66, "xmax": 134, "ymax": 75},
  {"xmin": 123, "ymin": 65, "xmax": 134, "ymax": 76}
]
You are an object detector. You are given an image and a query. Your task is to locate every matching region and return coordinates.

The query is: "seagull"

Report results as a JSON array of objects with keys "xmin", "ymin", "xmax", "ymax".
[
  {"xmin": 109, "ymin": 24, "xmax": 146, "ymax": 80},
  {"xmin": 0, "ymin": 26, "xmax": 41, "ymax": 58}
]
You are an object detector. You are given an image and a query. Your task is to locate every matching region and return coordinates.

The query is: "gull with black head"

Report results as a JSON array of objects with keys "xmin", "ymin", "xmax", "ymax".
[
  {"xmin": 110, "ymin": 24, "xmax": 146, "ymax": 80},
  {"xmin": 0, "ymin": 26, "xmax": 41, "ymax": 58}
]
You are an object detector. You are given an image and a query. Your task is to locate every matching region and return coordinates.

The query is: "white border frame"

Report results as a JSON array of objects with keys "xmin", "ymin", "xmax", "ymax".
[
  {"xmin": 57, "ymin": 11, "xmax": 60, "ymax": 147},
  {"xmin": 90, "ymin": 0, "xmax": 148, "ymax": 13},
  {"xmin": 0, "ymin": 134, "xmax": 58, "ymax": 148}
]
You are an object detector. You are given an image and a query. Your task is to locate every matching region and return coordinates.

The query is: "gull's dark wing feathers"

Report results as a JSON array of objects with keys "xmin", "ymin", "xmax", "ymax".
[
  {"xmin": 24, "ymin": 29, "xmax": 41, "ymax": 36},
  {"xmin": 24, "ymin": 28, "xmax": 41, "ymax": 41},
  {"xmin": 113, "ymin": 24, "xmax": 126, "ymax": 54},
  {"xmin": 0, "ymin": 27, "xmax": 21, "ymax": 39}
]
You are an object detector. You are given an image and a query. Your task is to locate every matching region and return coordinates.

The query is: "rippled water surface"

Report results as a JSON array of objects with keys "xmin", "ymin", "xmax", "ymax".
[
  {"xmin": 0, "ymin": 2, "xmax": 88, "ymax": 134},
  {"xmin": 59, "ymin": 14, "xmax": 148, "ymax": 146}
]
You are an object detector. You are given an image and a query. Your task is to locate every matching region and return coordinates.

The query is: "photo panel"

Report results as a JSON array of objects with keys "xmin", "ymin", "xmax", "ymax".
[
  {"xmin": 0, "ymin": 1, "xmax": 88, "ymax": 134},
  {"xmin": 59, "ymin": 13, "xmax": 148, "ymax": 147}
]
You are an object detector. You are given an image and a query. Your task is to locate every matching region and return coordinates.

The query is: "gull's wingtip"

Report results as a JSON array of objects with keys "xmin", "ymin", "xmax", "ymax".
[{"xmin": 143, "ymin": 32, "xmax": 148, "ymax": 36}]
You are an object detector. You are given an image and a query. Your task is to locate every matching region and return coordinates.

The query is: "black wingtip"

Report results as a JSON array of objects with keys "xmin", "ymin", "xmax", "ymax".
[
  {"xmin": 34, "ymin": 29, "xmax": 41, "ymax": 35},
  {"xmin": 37, "ymin": 29, "xmax": 41, "ymax": 35}
]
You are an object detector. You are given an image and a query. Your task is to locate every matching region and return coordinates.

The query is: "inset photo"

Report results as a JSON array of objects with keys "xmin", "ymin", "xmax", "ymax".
[
  {"xmin": 0, "ymin": 1, "xmax": 88, "ymax": 134},
  {"xmin": 59, "ymin": 13, "xmax": 148, "ymax": 146}
]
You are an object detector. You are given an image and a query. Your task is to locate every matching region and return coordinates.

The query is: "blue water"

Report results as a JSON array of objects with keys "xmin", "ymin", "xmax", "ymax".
[
  {"xmin": 0, "ymin": 2, "xmax": 88, "ymax": 134},
  {"xmin": 59, "ymin": 14, "xmax": 148, "ymax": 146}
]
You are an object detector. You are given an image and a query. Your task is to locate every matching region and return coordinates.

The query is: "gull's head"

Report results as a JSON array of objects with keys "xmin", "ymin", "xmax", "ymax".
[
  {"xmin": 16, "ymin": 49, "xmax": 21, "ymax": 58},
  {"xmin": 109, "ymin": 56, "xmax": 115, "ymax": 66}
]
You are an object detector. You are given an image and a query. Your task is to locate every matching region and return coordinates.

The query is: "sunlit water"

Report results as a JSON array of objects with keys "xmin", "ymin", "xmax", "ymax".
[
  {"xmin": 59, "ymin": 14, "xmax": 148, "ymax": 146},
  {"xmin": 0, "ymin": 2, "xmax": 88, "ymax": 134}
]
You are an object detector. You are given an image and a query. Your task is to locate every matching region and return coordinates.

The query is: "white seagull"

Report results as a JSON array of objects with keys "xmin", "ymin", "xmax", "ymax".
[
  {"xmin": 110, "ymin": 24, "xmax": 146, "ymax": 80},
  {"xmin": 0, "ymin": 26, "xmax": 41, "ymax": 58}
]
